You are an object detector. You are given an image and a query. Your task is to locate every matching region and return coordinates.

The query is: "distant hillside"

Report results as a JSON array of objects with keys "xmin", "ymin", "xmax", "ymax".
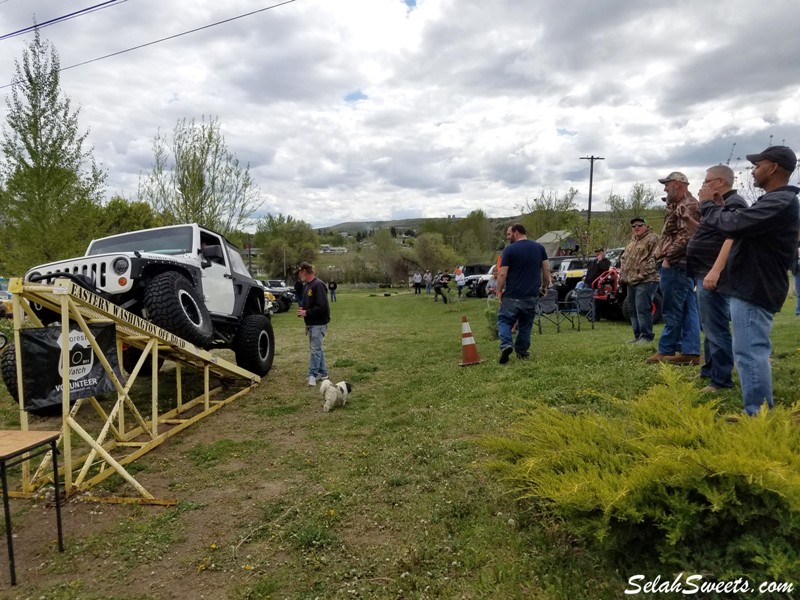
[{"xmin": 318, "ymin": 216, "xmax": 521, "ymax": 233}]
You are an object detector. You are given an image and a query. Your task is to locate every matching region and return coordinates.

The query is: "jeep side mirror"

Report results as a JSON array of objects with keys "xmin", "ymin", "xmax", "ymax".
[{"xmin": 201, "ymin": 244, "xmax": 225, "ymax": 268}]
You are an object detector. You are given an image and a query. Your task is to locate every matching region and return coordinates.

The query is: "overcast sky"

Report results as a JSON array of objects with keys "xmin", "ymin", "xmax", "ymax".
[{"xmin": 1, "ymin": 0, "xmax": 799, "ymax": 228}]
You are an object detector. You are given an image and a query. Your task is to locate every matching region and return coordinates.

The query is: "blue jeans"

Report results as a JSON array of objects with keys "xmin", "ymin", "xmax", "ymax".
[
  {"xmin": 307, "ymin": 324, "xmax": 328, "ymax": 379},
  {"xmin": 794, "ymin": 271, "xmax": 800, "ymax": 315},
  {"xmin": 657, "ymin": 266, "xmax": 701, "ymax": 356},
  {"xmin": 497, "ymin": 297, "xmax": 538, "ymax": 357},
  {"xmin": 696, "ymin": 282, "xmax": 735, "ymax": 388},
  {"xmin": 730, "ymin": 297, "xmax": 774, "ymax": 415},
  {"xmin": 628, "ymin": 281, "xmax": 658, "ymax": 341},
  {"xmin": 330, "ymin": 289, "xmax": 337, "ymax": 302}
]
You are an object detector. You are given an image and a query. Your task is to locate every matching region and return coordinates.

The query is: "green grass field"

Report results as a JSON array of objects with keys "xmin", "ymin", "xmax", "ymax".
[{"xmin": 1, "ymin": 288, "xmax": 799, "ymax": 598}]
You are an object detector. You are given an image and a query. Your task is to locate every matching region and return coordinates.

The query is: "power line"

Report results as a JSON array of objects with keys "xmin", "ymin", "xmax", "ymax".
[
  {"xmin": 0, "ymin": 0, "xmax": 297, "ymax": 90},
  {"xmin": 0, "ymin": 0, "xmax": 128, "ymax": 42}
]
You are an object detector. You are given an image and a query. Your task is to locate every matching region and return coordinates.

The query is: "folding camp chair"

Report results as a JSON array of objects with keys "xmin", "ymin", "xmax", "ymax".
[
  {"xmin": 534, "ymin": 288, "xmax": 561, "ymax": 334},
  {"xmin": 559, "ymin": 287, "xmax": 595, "ymax": 331}
]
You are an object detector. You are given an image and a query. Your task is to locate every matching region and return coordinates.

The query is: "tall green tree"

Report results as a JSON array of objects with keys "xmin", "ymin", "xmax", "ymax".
[
  {"xmin": 254, "ymin": 213, "xmax": 318, "ymax": 278},
  {"xmin": 137, "ymin": 116, "xmax": 258, "ymax": 235},
  {"xmin": 453, "ymin": 209, "xmax": 497, "ymax": 260},
  {"xmin": 96, "ymin": 195, "xmax": 163, "ymax": 237},
  {"xmin": 0, "ymin": 29, "xmax": 106, "ymax": 272},
  {"xmin": 519, "ymin": 188, "xmax": 580, "ymax": 240},
  {"xmin": 605, "ymin": 183, "xmax": 659, "ymax": 245}
]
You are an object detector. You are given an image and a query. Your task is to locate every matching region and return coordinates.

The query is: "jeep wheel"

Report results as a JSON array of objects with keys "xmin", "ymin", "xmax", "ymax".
[
  {"xmin": 233, "ymin": 314, "xmax": 275, "ymax": 376},
  {"xmin": 1, "ymin": 344, "xmax": 62, "ymax": 416},
  {"xmin": 143, "ymin": 272, "xmax": 214, "ymax": 347},
  {"xmin": 277, "ymin": 296, "xmax": 291, "ymax": 313},
  {"xmin": 122, "ymin": 347, "xmax": 165, "ymax": 377}
]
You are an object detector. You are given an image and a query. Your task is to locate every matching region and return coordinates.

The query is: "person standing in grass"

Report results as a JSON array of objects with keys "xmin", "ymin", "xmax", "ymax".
[
  {"xmin": 686, "ymin": 164, "xmax": 747, "ymax": 393},
  {"xmin": 454, "ymin": 268, "xmax": 466, "ymax": 299},
  {"xmin": 495, "ymin": 223, "xmax": 550, "ymax": 363},
  {"xmin": 648, "ymin": 171, "xmax": 702, "ymax": 365},
  {"xmin": 699, "ymin": 146, "xmax": 800, "ymax": 416},
  {"xmin": 328, "ymin": 280, "xmax": 338, "ymax": 302},
  {"xmin": 412, "ymin": 270, "xmax": 423, "ymax": 295},
  {"xmin": 793, "ymin": 240, "xmax": 800, "ymax": 316},
  {"xmin": 297, "ymin": 261, "xmax": 330, "ymax": 387},
  {"xmin": 619, "ymin": 217, "xmax": 660, "ymax": 344},
  {"xmin": 423, "ymin": 270, "xmax": 432, "ymax": 294}
]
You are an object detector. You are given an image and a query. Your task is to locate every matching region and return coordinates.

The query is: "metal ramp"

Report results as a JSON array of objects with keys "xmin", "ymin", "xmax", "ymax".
[{"xmin": 3, "ymin": 277, "xmax": 261, "ymax": 503}]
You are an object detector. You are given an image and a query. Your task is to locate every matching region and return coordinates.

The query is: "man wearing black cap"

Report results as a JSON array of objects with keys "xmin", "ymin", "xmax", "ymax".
[
  {"xmin": 699, "ymin": 146, "xmax": 800, "ymax": 415},
  {"xmin": 584, "ymin": 248, "xmax": 611, "ymax": 288},
  {"xmin": 619, "ymin": 217, "xmax": 660, "ymax": 343},
  {"xmin": 648, "ymin": 172, "xmax": 701, "ymax": 365}
]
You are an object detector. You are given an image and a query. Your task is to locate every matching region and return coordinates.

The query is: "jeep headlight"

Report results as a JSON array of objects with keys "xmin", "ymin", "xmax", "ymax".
[{"xmin": 112, "ymin": 257, "xmax": 129, "ymax": 275}]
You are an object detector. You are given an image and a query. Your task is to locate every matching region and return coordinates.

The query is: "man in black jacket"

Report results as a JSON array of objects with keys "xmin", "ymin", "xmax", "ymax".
[
  {"xmin": 297, "ymin": 261, "xmax": 331, "ymax": 387},
  {"xmin": 687, "ymin": 165, "xmax": 747, "ymax": 393},
  {"xmin": 584, "ymin": 248, "xmax": 611, "ymax": 288},
  {"xmin": 699, "ymin": 146, "xmax": 800, "ymax": 415}
]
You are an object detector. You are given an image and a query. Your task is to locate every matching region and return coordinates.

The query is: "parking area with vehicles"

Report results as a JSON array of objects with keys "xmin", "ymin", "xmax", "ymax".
[{"xmin": 259, "ymin": 279, "xmax": 296, "ymax": 313}]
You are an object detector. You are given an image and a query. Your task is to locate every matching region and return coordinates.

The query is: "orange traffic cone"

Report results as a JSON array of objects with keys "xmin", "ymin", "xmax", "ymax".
[{"xmin": 459, "ymin": 316, "xmax": 482, "ymax": 366}]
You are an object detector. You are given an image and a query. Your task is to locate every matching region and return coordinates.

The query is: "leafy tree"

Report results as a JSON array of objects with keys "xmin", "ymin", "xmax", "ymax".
[
  {"xmin": 519, "ymin": 188, "xmax": 580, "ymax": 240},
  {"xmin": 137, "ymin": 116, "xmax": 258, "ymax": 235},
  {"xmin": 453, "ymin": 209, "xmax": 498, "ymax": 261},
  {"xmin": 254, "ymin": 213, "xmax": 318, "ymax": 278},
  {"xmin": 406, "ymin": 232, "xmax": 461, "ymax": 273},
  {"xmin": 605, "ymin": 183, "xmax": 660, "ymax": 246},
  {"xmin": 0, "ymin": 29, "xmax": 106, "ymax": 272},
  {"xmin": 95, "ymin": 195, "xmax": 163, "ymax": 236}
]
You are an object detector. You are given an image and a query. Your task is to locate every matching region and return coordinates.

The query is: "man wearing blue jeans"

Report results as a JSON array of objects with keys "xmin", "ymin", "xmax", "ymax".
[
  {"xmin": 647, "ymin": 172, "xmax": 702, "ymax": 365},
  {"xmin": 619, "ymin": 216, "xmax": 660, "ymax": 343},
  {"xmin": 699, "ymin": 146, "xmax": 800, "ymax": 415},
  {"xmin": 297, "ymin": 261, "xmax": 330, "ymax": 386},
  {"xmin": 687, "ymin": 165, "xmax": 748, "ymax": 393},
  {"xmin": 495, "ymin": 224, "xmax": 550, "ymax": 363}
]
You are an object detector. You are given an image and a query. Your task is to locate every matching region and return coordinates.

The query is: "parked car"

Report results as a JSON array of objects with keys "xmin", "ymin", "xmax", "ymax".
[
  {"xmin": 465, "ymin": 264, "xmax": 497, "ymax": 298},
  {"xmin": 260, "ymin": 279, "xmax": 295, "ymax": 313}
]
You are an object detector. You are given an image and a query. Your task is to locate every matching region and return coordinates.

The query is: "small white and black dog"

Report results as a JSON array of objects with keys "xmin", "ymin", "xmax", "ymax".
[{"xmin": 319, "ymin": 379, "xmax": 353, "ymax": 412}]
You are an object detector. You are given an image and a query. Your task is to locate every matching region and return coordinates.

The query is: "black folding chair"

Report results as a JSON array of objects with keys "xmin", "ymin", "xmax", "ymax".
[
  {"xmin": 534, "ymin": 288, "xmax": 561, "ymax": 334},
  {"xmin": 559, "ymin": 287, "xmax": 595, "ymax": 331}
]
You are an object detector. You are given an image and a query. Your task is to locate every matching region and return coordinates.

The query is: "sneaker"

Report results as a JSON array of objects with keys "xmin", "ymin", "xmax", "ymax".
[
  {"xmin": 499, "ymin": 347, "xmax": 513, "ymax": 364},
  {"xmin": 646, "ymin": 352, "xmax": 674, "ymax": 363},
  {"xmin": 664, "ymin": 353, "xmax": 701, "ymax": 365},
  {"xmin": 633, "ymin": 338, "xmax": 653, "ymax": 345},
  {"xmin": 318, "ymin": 375, "xmax": 329, "ymax": 382},
  {"xmin": 626, "ymin": 338, "xmax": 640, "ymax": 344},
  {"xmin": 700, "ymin": 385, "xmax": 721, "ymax": 394},
  {"xmin": 307, "ymin": 375, "xmax": 316, "ymax": 386},
  {"xmin": 516, "ymin": 352, "xmax": 530, "ymax": 360}
]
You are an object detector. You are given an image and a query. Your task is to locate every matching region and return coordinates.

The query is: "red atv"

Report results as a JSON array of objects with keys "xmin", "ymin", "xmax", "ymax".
[{"xmin": 591, "ymin": 267, "xmax": 662, "ymax": 323}]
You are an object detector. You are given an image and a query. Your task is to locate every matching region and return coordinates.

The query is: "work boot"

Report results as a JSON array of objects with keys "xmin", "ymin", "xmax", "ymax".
[
  {"xmin": 664, "ymin": 353, "xmax": 701, "ymax": 365},
  {"xmin": 645, "ymin": 352, "xmax": 674, "ymax": 363}
]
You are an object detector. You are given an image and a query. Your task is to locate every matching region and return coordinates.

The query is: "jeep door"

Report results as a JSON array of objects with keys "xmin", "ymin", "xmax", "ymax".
[{"xmin": 200, "ymin": 232, "xmax": 235, "ymax": 315}]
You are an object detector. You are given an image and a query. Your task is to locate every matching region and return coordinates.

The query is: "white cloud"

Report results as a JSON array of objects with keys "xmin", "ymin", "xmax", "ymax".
[{"xmin": 1, "ymin": 0, "xmax": 799, "ymax": 228}]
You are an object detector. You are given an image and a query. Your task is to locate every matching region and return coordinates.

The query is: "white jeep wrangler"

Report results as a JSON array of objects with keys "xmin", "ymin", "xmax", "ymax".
[{"xmin": 21, "ymin": 224, "xmax": 275, "ymax": 376}]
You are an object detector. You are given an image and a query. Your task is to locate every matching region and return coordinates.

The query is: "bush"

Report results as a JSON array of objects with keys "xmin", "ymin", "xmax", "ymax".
[{"xmin": 480, "ymin": 367, "xmax": 800, "ymax": 579}]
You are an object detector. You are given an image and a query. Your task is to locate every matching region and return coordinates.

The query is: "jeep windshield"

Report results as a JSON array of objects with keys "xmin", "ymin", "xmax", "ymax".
[{"xmin": 86, "ymin": 226, "xmax": 194, "ymax": 256}]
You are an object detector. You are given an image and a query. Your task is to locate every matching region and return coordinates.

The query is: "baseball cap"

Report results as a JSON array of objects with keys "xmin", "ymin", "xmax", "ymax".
[
  {"xmin": 630, "ymin": 216, "xmax": 646, "ymax": 225},
  {"xmin": 658, "ymin": 171, "xmax": 689, "ymax": 184},
  {"xmin": 745, "ymin": 145, "xmax": 797, "ymax": 173}
]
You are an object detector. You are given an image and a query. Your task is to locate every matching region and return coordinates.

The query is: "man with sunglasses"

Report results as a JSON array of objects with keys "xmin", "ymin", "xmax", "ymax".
[
  {"xmin": 619, "ymin": 217, "xmax": 660, "ymax": 343},
  {"xmin": 647, "ymin": 172, "xmax": 701, "ymax": 364},
  {"xmin": 686, "ymin": 165, "xmax": 747, "ymax": 393},
  {"xmin": 699, "ymin": 146, "xmax": 800, "ymax": 416}
]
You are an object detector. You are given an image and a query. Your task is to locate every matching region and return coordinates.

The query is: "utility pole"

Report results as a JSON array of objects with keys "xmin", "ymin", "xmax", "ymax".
[{"xmin": 580, "ymin": 155, "xmax": 605, "ymax": 226}]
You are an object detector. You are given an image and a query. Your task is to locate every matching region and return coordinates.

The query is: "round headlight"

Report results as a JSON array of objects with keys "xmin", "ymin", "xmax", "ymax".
[{"xmin": 112, "ymin": 257, "xmax": 129, "ymax": 275}]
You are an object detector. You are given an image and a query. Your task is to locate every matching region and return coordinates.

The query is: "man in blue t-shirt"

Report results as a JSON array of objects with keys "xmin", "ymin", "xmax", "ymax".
[{"xmin": 494, "ymin": 223, "xmax": 551, "ymax": 363}]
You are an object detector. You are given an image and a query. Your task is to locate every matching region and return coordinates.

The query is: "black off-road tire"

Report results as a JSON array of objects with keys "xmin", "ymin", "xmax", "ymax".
[
  {"xmin": 143, "ymin": 271, "xmax": 214, "ymax": 347},
  {"xmin": 122, "ymin": 347, "xmax": 165, "ymax": 377},
  {"xmin": 621, "ymin": 295, "xmax": 631, "ymax": 321},
  {"xmin": 277, "ymin": 296, "xmax": 291, "ymax": 313},
  {"xmin": 0, "ymin": 344, "xmax": 61, "ymax": 416},
  {"xmin": 233, "ymin": 314, "xmax": 275, "ymax": 377},
  {"xmin": 1, "ymin": 343, "xmax": 19, "ymax": 402}
]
